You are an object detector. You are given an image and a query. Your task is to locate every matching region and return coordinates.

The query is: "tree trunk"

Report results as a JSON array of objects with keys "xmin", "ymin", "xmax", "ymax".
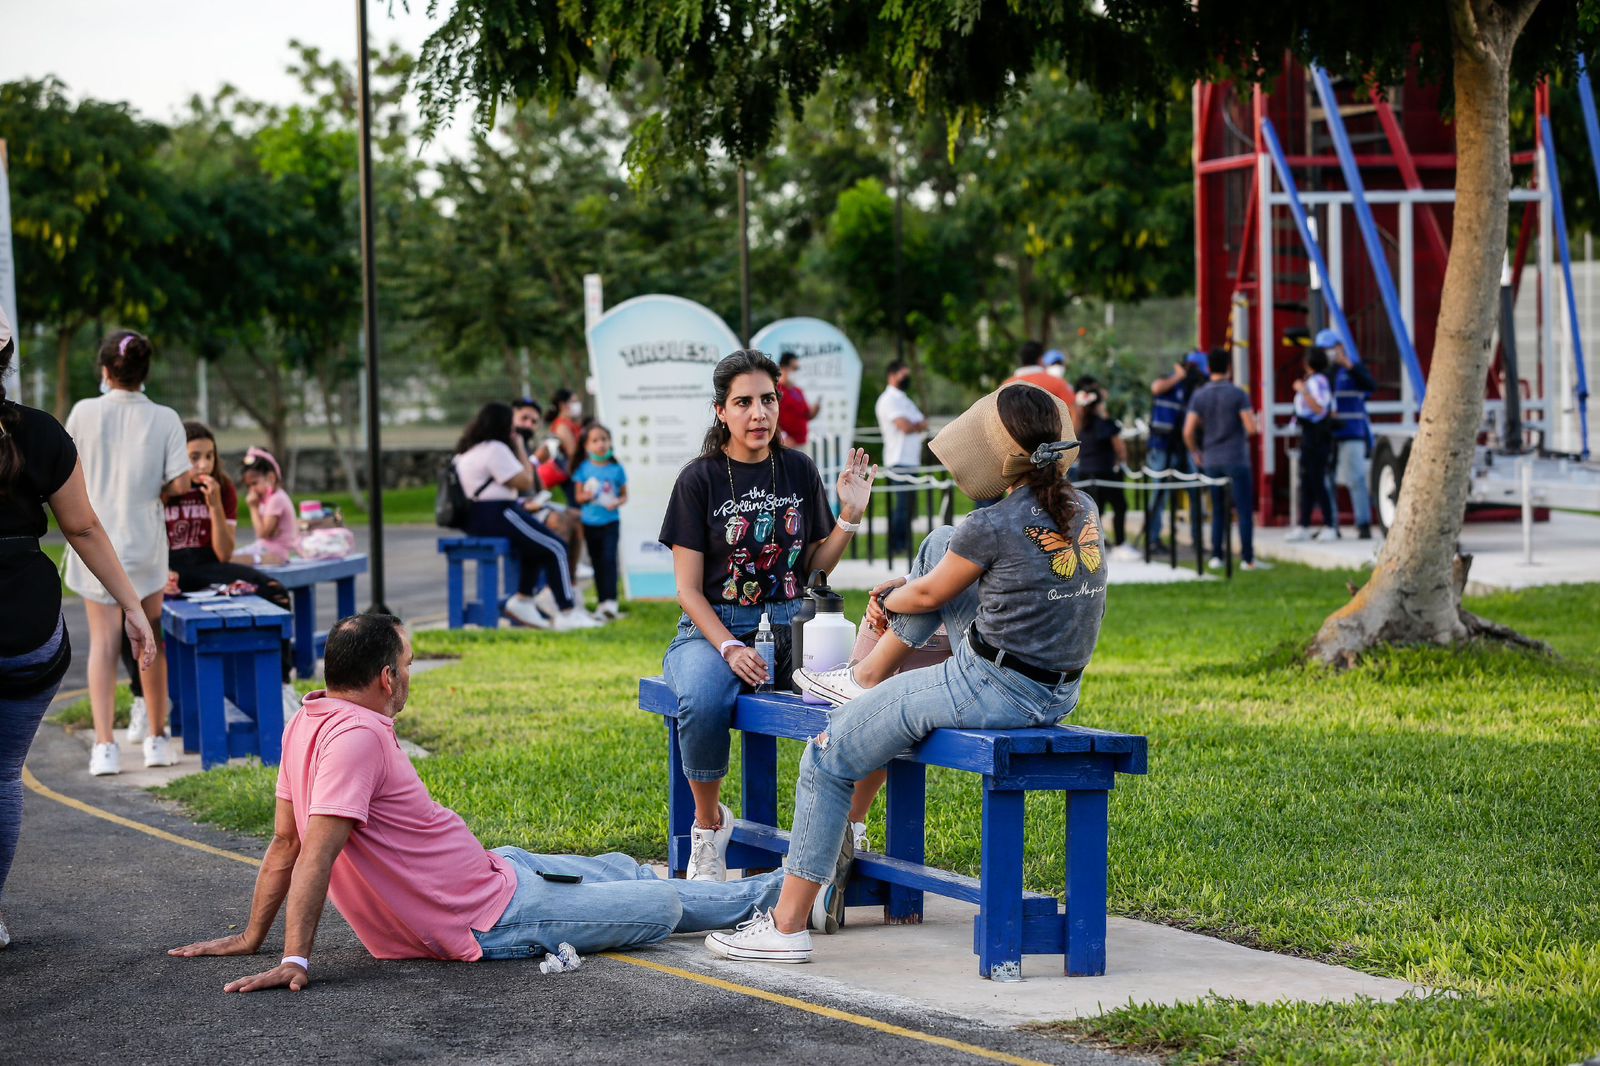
[
  {"xmin": 53, "ymin": 328, "xmax": 74, "ymax": 421},
  {"xmin": 1309, "ymin": 0, "xmax": 1541, "ymax": 666}
]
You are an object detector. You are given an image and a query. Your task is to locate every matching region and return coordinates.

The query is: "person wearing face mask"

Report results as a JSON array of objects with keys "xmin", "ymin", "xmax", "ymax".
[
  {"xmin": 777, "ymin": 352, "xmax": 820, "ymax": 448},
  {"xmin": 873, "ymin": 361, "xmax": 927, "ymax": 556},
  {"xmin": 548, "ymin": 388, "xmax": 586, "ymax": 503},
  {"xmin": 1005, "ymin": 340, "xmax": 1078, "ymax": 410},
  {"xmin": 1042, "ymin": 349, "xmax": 1067, "ymax": 379},
  {"xmin": 63, "ymin": 331, "xmax": 192, "ymax": 775}
]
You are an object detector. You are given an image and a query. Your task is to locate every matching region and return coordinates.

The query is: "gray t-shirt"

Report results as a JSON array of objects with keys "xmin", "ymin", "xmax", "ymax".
[
  {"xmin": 1188, "ymin": 380, "xmax": 1252, "ymax": 467},
  {"xmin": 948, "ymin": 487, "xmax": 1107, "ymax": 673}
]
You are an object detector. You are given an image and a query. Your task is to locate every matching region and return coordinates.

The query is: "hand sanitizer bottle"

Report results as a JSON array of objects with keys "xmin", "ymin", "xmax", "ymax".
[{"xmin": 755, "ymin": 613, "xmax": 777, "ymax": 693}]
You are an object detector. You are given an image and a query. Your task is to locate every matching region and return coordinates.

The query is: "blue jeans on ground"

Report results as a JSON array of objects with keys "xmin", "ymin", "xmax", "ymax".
[
  {"xmin": 582, "ymin": 522, "xmax": 620, "ymax": 603},
  {"xmin": 472, "ymin": 848, "xmax": 783, "ymax": 958},
  {"xmin": 1, "ymin": 620, "xmax": 67, "ymax": 900},
  {"xmin": 1202, "ymin": 462, "xmax": 1255, "ymax": 565},
  {"xmin": 662, "ymin": 599, "xmax": 804, "ymax": 782},
  {"xmin": 1144, "ymin": 443, "xmax": 1188, "ymax": 544},
  {"xmin": 783, "ymin": 527, "xmax": 1081, "ymax": 884},
  {"xmin": 1331, "ymin": 438, "xmax": 1371, "ymax": 528},
  {"xmin": 887, "ymin": 465, "xmax": 917, "ymax": 558},
  {"xmin": 466, "ymin": 500, "xmax": 573, "ymax": 609}
]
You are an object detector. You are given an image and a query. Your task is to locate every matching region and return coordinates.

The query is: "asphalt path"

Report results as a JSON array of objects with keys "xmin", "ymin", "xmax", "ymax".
[
  {"xmin": 1, "ymin": 725, "xmax": 1134, "ymax": 1066},
  {"xmin": 49, "ymin": 525, "xmax": 453, "ymax": 692}
]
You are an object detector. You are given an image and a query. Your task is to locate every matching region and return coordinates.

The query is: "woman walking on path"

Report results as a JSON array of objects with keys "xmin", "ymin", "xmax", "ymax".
[
  {"xmin": 712, "ymin": 381, "xmax": 1107, "ymax": 962},
  {"xmin": 659, "ymin": 350, "xmax": 876, "ymax": 882},
  {"xmin": 63, "ymin": 331, "xmax": 190, "ymax": 775},
  {"xmin": 0, "ymin": 309, "xmax": 157, "ymax": 947}
]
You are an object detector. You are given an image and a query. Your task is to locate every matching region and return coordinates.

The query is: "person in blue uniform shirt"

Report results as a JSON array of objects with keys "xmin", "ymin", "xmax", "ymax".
[
  {"xmin": 1144, "ymin": 350, "xmax": 1208, "ymax": 551},
  {"xmin": 1316, "ymin": 328, "xmax": 1377, "ymax": 540}
]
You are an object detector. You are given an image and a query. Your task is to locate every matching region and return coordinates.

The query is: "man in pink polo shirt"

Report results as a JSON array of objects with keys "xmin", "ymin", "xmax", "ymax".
[{"xmin": 169, "ymin": 612, "xmax": 837, "ymax": 992}]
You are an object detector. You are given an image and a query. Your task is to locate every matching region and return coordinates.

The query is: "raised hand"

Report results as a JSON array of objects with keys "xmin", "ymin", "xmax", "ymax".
[{"xmin": 834, "ymin": 448, "xmax": 878, "ymax": 521}]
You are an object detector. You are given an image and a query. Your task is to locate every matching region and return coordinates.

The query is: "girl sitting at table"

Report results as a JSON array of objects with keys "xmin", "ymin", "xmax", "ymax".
[{"xmin": 233, "ymin": 447, "xmax": 298, "ymax": 566}]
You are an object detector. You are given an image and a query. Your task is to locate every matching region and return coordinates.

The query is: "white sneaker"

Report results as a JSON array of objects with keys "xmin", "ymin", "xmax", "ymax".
[
  {"xmin": 1207, "ymin": 556, "xmax": 1224, "ymax": 571},
  {"xmin": 532, "ymin": 587, "xmax": 561, "ymax": 620},
  {"xmin": 143, "ymin": 734, "xmax": 177, "ymax": 768},
  {"xmin": 0, "ymin": 911, "xmax": 10, "ymax": 950},
  {"xmin": 504, "ymin": 595, "xmax": 553, "ymax": 629},
  {"xmin": 794, "ymin": 665, "xmax": 865, "ymax": 707},
  {"xmin": 705, "ymin": 910, "xmax": 812, "ymax": 964},
  {"xmin": 126, "ymin": 697, "xmax": 149, "ymax": 743},
  {"xmin": 576, "ymin": 563, "xmax": 595, "ymax": 582},
  {"xmin": 1284, "ymin": 527, "xmax": 1313, "ymax": 543},
  {"xmin": 1314, "ymin": 526, "xmax": 1341, "ymax": 541},
  {"xmin": 851, "ymin": 820, "xmax": 870, "ymax": 853},
  {"xmin": 595, "ymin": 600, "xmax": 620, "ymax": 620},
  {"xmin": 89, "ymin": 742, "xmax": 120, "ymax": 776},
  {"xmin": 1241, "ymin": 560, "xmax": 1273, "ymax": 571},
  {"xmin": 552, "ymin": 609, "xmax": 601, "ymax": 631},
  {"xmin": 686, "ymin": 802, "xmax": 734, "ymax": 881},
  {"xmin": 808, "ymin": 830, "xmax": 855, "ymax": 934}
]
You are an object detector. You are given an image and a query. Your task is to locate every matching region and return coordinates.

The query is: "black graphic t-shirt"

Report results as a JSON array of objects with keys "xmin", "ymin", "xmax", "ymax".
[{"xmin": 659, "ymin": 449, "xmax": 834, "ymax": 606}]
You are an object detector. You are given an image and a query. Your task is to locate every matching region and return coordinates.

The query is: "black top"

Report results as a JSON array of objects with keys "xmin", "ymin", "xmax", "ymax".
[
  {"xmin": 659, "ymin": 448, "xmax": 834, "ymax": 607},
  {"xmin": 1075, "ymin": 414, "xmax": 1123, "ymax": 477},
  {"xmin": 0, "ymin": 402, "xmax": 78, "ymax": 656}
]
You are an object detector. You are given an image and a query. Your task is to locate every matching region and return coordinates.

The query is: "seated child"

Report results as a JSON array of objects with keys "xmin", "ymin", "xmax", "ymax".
[{"xmin": 233, "ymin": 447, "xmax": 297, "ymax": 566}]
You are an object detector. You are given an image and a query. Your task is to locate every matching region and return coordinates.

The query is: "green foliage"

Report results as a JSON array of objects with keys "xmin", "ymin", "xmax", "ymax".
[{"xmin": 157, "ymin": 571, "xmax": 1600, "ymax": 1063}]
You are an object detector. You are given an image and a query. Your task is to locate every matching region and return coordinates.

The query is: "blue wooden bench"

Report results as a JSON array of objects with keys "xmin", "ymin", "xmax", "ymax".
[
  {"xmin": 260, "ymin": 554, "xmax": 367, "ymax": 678},
  {"xmin": 163, "ymin": 596, "xmax": 293, "ymax": 770},
  {"xmin": 639, "ymin": 677, "xmax": 1147, "ymax": 980},
  {"xmin": 437, "ymin": 537, "xmax": 521, "ymax": 629}
]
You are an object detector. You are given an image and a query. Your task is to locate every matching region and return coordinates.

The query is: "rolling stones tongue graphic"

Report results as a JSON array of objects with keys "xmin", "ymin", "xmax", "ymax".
[
  {"xmin": 724, "ymin": 514, "xmax": 751, "ymax": 545},
  {"xmin": 753, "ymin": 511, "xmax": 774, "ymax": 543},
  {"xmin": 786, "ymin": 541, "xmax": 803, "ymax": 570},
  {"xmin": 729, "ymin": 547, "xmax": 755, "ymax": 575},
  {"xmin": 722, "ymin": 574, "xmax": 739, "ymax": 602},
  {"xmin": 783, "ymin": 506, "xmax": 799, "ymax": 537},
  {"xmin": 782, "ymin": 571, "xmax": 799, "ymax": 599},
  {"xmin": 757, "ymin": 542, "xmax": 782, "ymax": 572}
]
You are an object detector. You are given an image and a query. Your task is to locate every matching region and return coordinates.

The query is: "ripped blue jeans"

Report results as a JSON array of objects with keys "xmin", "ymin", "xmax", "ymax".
[{"xmin": 783, "ymin": 526, "xmax": 1082, "ymax": 884}]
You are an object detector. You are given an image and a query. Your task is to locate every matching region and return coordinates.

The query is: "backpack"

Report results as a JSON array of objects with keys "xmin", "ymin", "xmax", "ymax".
[{"xmin": 436, "ymin": 459, "xmax": 494, "ymax": 530}]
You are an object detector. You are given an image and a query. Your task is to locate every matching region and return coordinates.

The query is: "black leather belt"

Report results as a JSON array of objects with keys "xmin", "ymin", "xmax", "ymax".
[{"xmin": 966, "ymin": 626, "xmax": 1082, "ymax": 687}]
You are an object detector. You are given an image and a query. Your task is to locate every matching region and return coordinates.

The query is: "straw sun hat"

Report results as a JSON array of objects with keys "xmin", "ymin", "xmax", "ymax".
[{"xmin": 928, "ymin": 381, "xmax": 1078, "ymax": 501}]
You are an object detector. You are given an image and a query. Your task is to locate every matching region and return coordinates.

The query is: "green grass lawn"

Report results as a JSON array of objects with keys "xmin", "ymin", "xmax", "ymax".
[{"xmin": 143, "ymin": 568, "xmax": 1600, "ymax": 1065}]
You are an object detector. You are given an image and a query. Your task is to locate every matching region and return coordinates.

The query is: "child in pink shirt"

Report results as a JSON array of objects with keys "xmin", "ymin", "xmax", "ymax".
[{"xmin": 233, "ymin": 447, "xmax": 297, "ymax": 565}]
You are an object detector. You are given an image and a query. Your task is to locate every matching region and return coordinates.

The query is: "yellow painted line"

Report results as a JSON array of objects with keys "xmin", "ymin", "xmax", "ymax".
[
  {"xmin": 599, "ymin": 952, "xmax": 1054, "ymax": 1066},
  {"xmin": 24, "ymin": 764, "xmax": 1045, "ymax": 1065},
  {"xmin": 21, "ymin": 766, "xmax": 262, "ymax": 868}
]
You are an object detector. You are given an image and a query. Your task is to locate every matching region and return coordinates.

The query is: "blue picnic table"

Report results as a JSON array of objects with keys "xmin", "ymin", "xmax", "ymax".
[
  {"xmin": 163, "ymin": 596, "xmax": 293, "ymax": 770},
  {"xmin": 260, "ymin": 554, "xmax": 367, "ymax": 679},
  {"xmin": 639, "ymin": 677, "xmax": 1148, "ymax": 980}
]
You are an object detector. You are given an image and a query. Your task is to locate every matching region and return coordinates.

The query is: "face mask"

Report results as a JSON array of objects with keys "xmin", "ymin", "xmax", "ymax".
[
  {"xmin": 1046, "ymin": 365, "xmax": 1066, "ymax": 379},
  {"xmin": 98, "ymin": 375, "xmax": 111, "ymax": 395},
  {"xmin": 593, "ymin": 449, "xmax": 613, "ymax": 461},
  {"xmin": 897, "ymin": 376, "xmax": 912, "ymax": 392},
  {"xmin": 567, "ymin": 401, "xmax": 583, "ymax": 419}
]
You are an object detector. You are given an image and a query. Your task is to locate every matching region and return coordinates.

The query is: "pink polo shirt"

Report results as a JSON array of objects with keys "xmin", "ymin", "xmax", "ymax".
[{"xmin": 275, "ymin": 693, "xmax": 517, "ymax": 960}]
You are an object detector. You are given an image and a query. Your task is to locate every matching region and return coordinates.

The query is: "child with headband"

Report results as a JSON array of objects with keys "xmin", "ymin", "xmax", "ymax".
[{"xmin": 233, "ymin": 448, "xmax": 297, "ymax": 566}]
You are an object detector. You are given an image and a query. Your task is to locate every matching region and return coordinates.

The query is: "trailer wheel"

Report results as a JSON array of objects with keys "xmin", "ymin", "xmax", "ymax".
[{"xmin": 1372, "ymin": 439, "xmax": 1408, "ymax": 535}]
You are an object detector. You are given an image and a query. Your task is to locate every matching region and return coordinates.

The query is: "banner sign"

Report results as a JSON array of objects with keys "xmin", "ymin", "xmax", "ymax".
[
  {"xmin": 587, "ymin": 295, "xmax": 742, "ymax": 599},
  {"xmin": 748, "ymin": 317, "xmax": 862, "ymax": 467}
]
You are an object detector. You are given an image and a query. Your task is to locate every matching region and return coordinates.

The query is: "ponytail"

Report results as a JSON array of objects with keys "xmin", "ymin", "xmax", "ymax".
[{"xmin": 996, "ymin": 384, "xmax": 1080, "ymax": 532}]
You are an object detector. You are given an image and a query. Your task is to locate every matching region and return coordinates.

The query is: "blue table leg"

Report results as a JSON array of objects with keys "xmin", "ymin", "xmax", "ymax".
[
  {"xmin": 447, "ymin": 556, "xmax": 466, "ymax": 629},
  {"xmin": 252, "ymin": 645, "xmax": 285, "ymax": 766},
  {"xmin": 740, "ymin": 733, "xmax": 778, "ymax": 827},
  {"xmin": 195, "ymin": 649, "xmax": 229, "ymax": 771},
  {"xmin": 475, "ymin": 553, "xmax": 498, "ymax": 628},
  {"xmin": 885, "ymin": 759, "xmax": 926, "ymax": 923},
  {"xmin": 667, "ymin": 719, "xmax": 694, "ymax": 877},
  {"xmin": 291, "ymin": 587, "xmax": 316, "ymax": 680},
  {"xmin": 502, "ymin": 551, "xmax": 520, "ymax": 609},
  {"xmin": 977, "ymin": 788, "xmax": 1025, "ymax": 981},
  {"xmin": 336, "ymin": 576, "xmax": 356, "ymax": 619},
  {"xmin": 1065, "ymin": 789, "xmax": 1110, "ymax": 976}
]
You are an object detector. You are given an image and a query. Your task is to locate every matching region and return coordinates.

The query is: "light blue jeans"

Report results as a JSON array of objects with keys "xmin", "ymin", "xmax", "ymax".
[
  {"xmin": 662, "ymin": 599, "xmax": 804, "ymax": 782},
  {"xmin": 784, "ymin": 526, "xmax": 1082, "ymax": 884},
  {"xmin": 1331, "ymin": 438, "xmax": 1372, "ymax": 528},
  {"xmin": 1, "ymin": 618, "xmax": 66, "ymax": 900},
  {"xmin": 472, "ymin": 848, "xmax": 784, "ymax": 959}
]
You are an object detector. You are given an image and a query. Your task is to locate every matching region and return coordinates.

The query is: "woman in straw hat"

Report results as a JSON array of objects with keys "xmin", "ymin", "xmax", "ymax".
[{"xmin": 708, "ymin": 382, "xmax": 1108, "ymax": 964}]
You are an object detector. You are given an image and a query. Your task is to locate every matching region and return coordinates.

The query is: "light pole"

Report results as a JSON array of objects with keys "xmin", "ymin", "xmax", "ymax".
[{"xmin": 355, "ymin": 0, "xmax": 387, "ymax": 612}]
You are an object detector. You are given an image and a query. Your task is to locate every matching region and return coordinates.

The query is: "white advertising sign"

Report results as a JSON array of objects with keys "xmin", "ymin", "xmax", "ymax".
[
  {"xmin": 749, "ymin": 317, "xmax": 862, "ymax": 470},
  {"xmin": 0, "ymin": 146, "xmax": 19, "ymax": 402},
  {"xmin": 587, "ymin": 295, "xmax": 742, "ymax": 599}
]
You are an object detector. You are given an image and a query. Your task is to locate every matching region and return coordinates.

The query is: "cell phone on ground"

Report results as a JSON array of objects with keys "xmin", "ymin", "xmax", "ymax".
[{"xmin": 537, "ymin": 871, "xmax": 583, "ymax": 884}]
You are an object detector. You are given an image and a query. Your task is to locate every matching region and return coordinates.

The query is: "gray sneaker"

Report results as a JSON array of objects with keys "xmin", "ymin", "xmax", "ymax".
[
  {"xmin": 809, "ymin": 828, "xmax": 855, "ymax": 934},
  {"xmin": 0, "ymin": 910, "xmax": 10, "ymax": 950}
]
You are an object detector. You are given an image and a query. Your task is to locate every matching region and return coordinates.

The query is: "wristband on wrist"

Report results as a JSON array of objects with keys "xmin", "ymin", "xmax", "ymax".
[
  {"xmin": 281, "ymin": 955, "xmax": 309, "ymax": 972},
  {"xmin": 718, "ymin": 638, "xmax": 747, "ymax": 657},
  {"xmin": 836, "ymin": 517, "xmax": 861, "ymax": 532}
]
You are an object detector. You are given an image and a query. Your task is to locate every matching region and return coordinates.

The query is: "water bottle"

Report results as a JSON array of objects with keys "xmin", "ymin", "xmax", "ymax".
[
  {"xmin": 789, "ymin": 575, "xmax": 819, "ymax": 692},
  {"xmin": 557, "ymin": 943, "xmax": 582, "ymax": 971},
  {"xmin": 801, "ymin": 574, "xmax": 855, "ymax": 704},
  {"xmin": 754, "ymin": 613, "xmax": 777, "ymax": 692}
]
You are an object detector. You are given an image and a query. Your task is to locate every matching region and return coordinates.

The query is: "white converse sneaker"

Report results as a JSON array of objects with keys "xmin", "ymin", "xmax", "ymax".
[
  {"xmin": 851, "ymin": 820, "xmax": 870, "ymax": 853},
  {"xmin": 552, "ymin": 609, "xmax": 601, "ymax": 631},
  {"xmin": 126, "ymin": 696, "xmax": 149, "ymax": 743},
  {"xmin": 1284, "ymin": 527, "xmax": 1313, "ymax": 543},
  {"xmin": 89, "ymin": 742, "xmax": 120, "ymax": 776},
  {"xmin": 144, "ymin": 734, "xmax": 177, "ymax": 768},
  {"xmin": 794, "ymin": 665, "xmax": 865, "ymax": 707},
  {"xmin": 595, "ymin": 599, "xmax": 620, "ymax": 621},
  {"xmin": 809, "ymin": 830, "xmax": 855, "ymax": 934},
  {"xmin": 706, "ymin": 910, "xmax": 812, "ymax": 963},
  {"xmin": 504, "ymin": 595, "xmax": 553, "ymax": 629},
  {"xmin": 532, "ymin": 587, "xmax": 561, "ymax": 620},
  {"xmin": 686, "ymin": 802, "xmax": 734, "ymax": 881}
]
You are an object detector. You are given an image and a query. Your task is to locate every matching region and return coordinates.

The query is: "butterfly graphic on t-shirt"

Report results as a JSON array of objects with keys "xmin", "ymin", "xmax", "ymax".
[{"xmin": 1024, "ymin": 518, "xmax": 1103, "ymax": 580}]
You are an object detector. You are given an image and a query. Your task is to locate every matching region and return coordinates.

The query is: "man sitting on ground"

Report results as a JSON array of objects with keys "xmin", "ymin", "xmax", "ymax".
[{"xmin": 169, "ymin": 612, "xmax": 807, "ymax": 992}]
